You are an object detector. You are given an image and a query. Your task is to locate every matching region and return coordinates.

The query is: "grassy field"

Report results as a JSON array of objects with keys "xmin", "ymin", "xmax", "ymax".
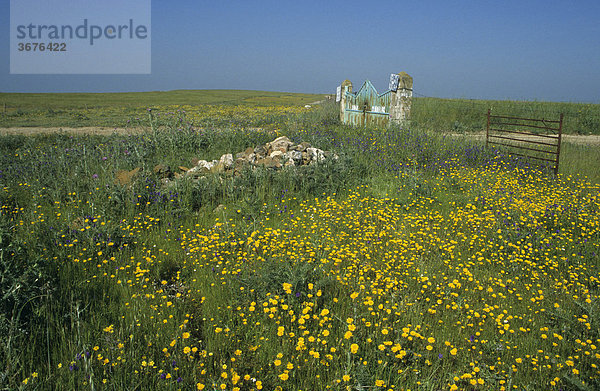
[
  {"xmin": 1, "ymin": 98, "xmax": 599, "ymax": 391},
  {"xmin": 0, "ymin": 89, "xmax": 326, "ymax": 109},
  {"xmin": 1, "ymin": 90, "xmax": 600, "ymax": 134},
  {"xmin": 0, "ymin": 90, "xmax": 326, "ymax": 128},
  {"xmin": 411, "ymin": 97, "xmax": 600, "ymax": 135}
]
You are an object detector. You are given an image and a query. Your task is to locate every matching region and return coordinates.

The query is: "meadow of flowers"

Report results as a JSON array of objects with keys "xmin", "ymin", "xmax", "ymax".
[{"xmin": 1, "ymin": 102, "xmax": 599, "ymax": 390}]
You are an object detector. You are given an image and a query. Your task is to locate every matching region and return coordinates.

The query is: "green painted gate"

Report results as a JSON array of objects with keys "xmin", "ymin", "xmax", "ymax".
[{"xmin": 338, "ymin": 72, "xmax": 412, "ymax": 127}]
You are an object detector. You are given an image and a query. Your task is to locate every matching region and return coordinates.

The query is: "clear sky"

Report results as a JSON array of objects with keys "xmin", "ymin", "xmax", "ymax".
[{"xmin": 1, "ymin": 0, "xmax": 600, "ymax": 102}]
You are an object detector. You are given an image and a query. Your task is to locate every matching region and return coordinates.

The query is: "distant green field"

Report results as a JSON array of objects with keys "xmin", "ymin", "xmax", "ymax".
[
  {"xmin": 0, "ymin": 89, "xmax": 326, "ymax": 128},
  {"xmin": 0, "ymin": 89, "xmax": 325, "ymax": 109},
  {"xmin": 1, "ymin": 90, "xmax": 599, "ymax": 134}
]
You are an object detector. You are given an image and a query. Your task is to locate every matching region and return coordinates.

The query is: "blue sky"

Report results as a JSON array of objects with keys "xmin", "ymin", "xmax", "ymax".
[{"xmin": 1, "ymin": 0, "xmax": 600, "ymax": 102}]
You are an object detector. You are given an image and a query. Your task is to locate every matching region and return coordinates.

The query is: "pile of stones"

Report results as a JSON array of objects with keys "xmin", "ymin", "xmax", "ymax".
[
  {"xmin": 114, "ymin": 136, "xmax": 337, "ymax": 186},
  {"xmin": 185, "ymin": 136, "xmax": 337, "ymax": 178}
]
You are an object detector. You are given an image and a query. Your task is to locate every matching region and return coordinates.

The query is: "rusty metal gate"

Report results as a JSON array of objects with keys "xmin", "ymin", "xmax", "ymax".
[
  {"xmin": 342, "ymin": 80, "xmax": 392, "ymax": 127},
  {"xmin": 486, "ymin": 109, "xmax": 564, "ymax": 174},
  {"xmin": 338, "ymin": 72, "xmax": 412, "ymax": 127}
]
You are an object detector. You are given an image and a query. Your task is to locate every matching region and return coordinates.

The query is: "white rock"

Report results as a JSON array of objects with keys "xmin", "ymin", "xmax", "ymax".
[
  {"xmin": 307, "ymin": 147, "xmax": 326, "ymax": 163},
  {"xmin": 197, "ymin": 160, "xmax": 215, "ymax": 171},
  {"xmin": 283, "ymin": 150, "xmax": 303, "ymax": 164},
  {"xmin": 219, "ymin": 153, "xmax": 234, "ymax": 169},
  {"xmin": 269, "ymin": 136, "xmax": 293, "ymax": 153}
]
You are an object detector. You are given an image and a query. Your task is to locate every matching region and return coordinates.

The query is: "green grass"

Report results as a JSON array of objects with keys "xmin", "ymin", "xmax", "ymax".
[
  {"xmin": 412, "ymin": 97, "xmax": 600, "ymax": 135},
  {"xmin": 2, "ymin": 90, "xmax": 600, "ymax": 135},
  {"xmin": 0, "ymin": 89, "xmax": 325, "ymax": 110},
  {"xmin": 0, "ymin": 90, "xmax": 326, "ymax": 128},
  {"xmin": 1, "ymin": 99, "xmax": 599, "ymax": 391},
  {"xmin": 444, "ymin": 132, "xmax": 600, "ymax": 183},
  {"xmin": 558, "ymin": 142, "xmax": 600, "ymax": 183}
]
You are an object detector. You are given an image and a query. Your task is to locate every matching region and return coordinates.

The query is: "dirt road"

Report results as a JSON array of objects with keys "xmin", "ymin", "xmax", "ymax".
[
  {"xmin": 445, "ymin": 132, "xmax": 600, "ymax": 145},
  {"xmin": 0, "ymin": 126, "xmax": 146, "ymax": 136}
]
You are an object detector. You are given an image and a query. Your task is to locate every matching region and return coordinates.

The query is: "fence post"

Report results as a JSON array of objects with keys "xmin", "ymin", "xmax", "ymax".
[
  {"xmin": 486, "ymin": 109, "xmax": 491, "ymax": 149},
  {"xmin": 339, "ymin": 79, "xmax": 353, "ymax": 123},
  {"xmin": 390, "ymin": 72, "xmax": 413, "ymax": 125},
  {"xmin": 555, "ymin": 113, "xmax": 564, "ymax": 175}
]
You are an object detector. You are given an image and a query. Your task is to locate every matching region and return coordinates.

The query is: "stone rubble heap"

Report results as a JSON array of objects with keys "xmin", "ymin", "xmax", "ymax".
[
  {"xmin": 185, "ymin": 136, "xmax": 337, "ymax": 178},
  {"xmin": 115, "ymin": 136, "xmax": 337, "ymax": 186}
]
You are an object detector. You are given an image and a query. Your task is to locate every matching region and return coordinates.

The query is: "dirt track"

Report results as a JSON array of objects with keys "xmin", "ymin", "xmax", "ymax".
[
  {"xmin": 445, "ymin": 132, "xmax": 600, "ymax": 146},
  {"xmin": 1, "ymin": 127, "xmax": 599, "ymax": 145},
  {"xmin": 0, "ymin": 126, "xmax": 146, "ymax": 136}
]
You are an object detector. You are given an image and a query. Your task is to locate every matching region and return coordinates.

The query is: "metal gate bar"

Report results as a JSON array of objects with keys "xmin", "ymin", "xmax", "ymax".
[{"xmin": 486, "ymin": 109, "xmax": 564, "ymax": 175}]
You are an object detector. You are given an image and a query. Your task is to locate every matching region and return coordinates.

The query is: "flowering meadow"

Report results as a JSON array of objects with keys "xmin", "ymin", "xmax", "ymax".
[{"xmin": 1, "ymin": 102, "xmax": 599, "ymax": 390}]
